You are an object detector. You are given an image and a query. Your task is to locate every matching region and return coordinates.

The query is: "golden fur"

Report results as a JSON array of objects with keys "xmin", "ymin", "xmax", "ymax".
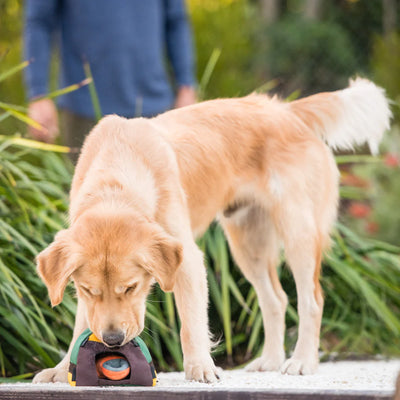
[{"xmin": 33, "ymin": 79, "xmax": 390, "ymax": 383}]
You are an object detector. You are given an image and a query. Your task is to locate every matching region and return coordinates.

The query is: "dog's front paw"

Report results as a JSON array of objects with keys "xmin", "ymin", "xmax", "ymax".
[
  {"xmin": 184, "ymin": 357, "xmax": 220, "ymax": 383},
  {"xmin": 280, "ymin": 356, "xmax": 318, "ymax": 375},
  {"xmin": 33, "ymin": 366, "xmax": 68, "ymax": 383},
  {"xmin": 245, "ymin": 354, "xmax": 284, "ymax": 372}
]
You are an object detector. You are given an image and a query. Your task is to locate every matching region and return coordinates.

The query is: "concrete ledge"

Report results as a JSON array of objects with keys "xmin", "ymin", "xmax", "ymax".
[
  {"xmin": 1, "ymin": 360, "xmax": 398, "ymax": 400},
  {"xmin": 0, "ymin": 387, "xmax": 394, "ymax": 400}
]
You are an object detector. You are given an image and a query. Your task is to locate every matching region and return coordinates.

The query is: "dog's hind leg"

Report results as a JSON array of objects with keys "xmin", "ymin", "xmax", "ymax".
[
  {"xmin": 279, "ymin": 208, "xmax": 325, "ymax": 375},
  {"xmin": 221, "ymin": 205, "xmax": 287, "ymax": 371}
]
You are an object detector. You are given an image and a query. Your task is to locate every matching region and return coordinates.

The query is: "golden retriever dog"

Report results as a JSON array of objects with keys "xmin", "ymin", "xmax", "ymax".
[{"xmin": 33, "ymin": 78, "xmax": 390, "ymax": 383}]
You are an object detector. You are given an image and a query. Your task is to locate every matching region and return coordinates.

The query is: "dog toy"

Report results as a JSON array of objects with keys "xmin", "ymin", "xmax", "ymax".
[
  {"xmin": 68, "ymin": 328, "xmax": 157, "ymax": 386},
  {"xmin": 95, "ymin": 354, "xmax": 130, "ymax": 380}
]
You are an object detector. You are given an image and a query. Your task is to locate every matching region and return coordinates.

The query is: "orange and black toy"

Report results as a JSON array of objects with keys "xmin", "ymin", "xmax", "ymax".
[{"xmin": 68, "ymin": 329, "xmax": 157, "ymax": 387}]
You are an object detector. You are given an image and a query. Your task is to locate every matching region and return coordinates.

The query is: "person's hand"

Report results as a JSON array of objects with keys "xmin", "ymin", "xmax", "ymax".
[
  {"xmin": 174, "ymin": 86, "xmax": 197, "ymax": 109},
  {"xmin": 28, "ymin": 98, "xmax": 59, "ymax": 143}
]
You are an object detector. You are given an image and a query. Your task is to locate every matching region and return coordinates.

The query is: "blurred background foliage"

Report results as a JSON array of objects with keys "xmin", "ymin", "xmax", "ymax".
[{"xmin": 0, "ymin": 0, "xmax": 399, "ymax": 378}]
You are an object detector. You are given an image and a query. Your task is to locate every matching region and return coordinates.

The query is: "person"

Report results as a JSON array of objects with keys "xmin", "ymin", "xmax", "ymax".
[{"xmin": 24, "ymin": 0, "xmax": 196, "ymax": 158}]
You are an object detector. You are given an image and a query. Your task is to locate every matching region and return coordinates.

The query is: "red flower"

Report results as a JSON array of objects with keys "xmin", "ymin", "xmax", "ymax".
[
  {"xmin": 365, "ymin": 221, "xmax": 379, "ymax": 234},
  {"xmin": 341, "ymin": 173, "xmax": 369, "ymax": 188},
  {"xmin": 384, "ymin": 153, "xmax": 400, "ymax": 168},
  {"xmin": 348, "ymin": 202, "xmax": 371, "ymax": 218}
]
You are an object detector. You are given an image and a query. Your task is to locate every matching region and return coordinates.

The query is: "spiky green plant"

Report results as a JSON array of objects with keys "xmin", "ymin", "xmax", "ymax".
[{"xmin": 0, "ymin": 137, "xmax": 75, "ymax": 378}]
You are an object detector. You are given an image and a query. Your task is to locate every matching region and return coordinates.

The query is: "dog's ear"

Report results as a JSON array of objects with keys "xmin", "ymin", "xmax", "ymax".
[
  {"xmin": 36, "ymin": 229, "xmax": 80, "ymax": 307},
  {"xmin": 143, "ymin": 228, "xmax": 183, "ymax": 292}
]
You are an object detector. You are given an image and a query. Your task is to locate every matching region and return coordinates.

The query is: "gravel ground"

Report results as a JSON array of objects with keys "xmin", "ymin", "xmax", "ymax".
[
  {"xmin": 1, "ymin": 360, "xmax": 399, "ymax": 394},
  {"xmin": 155, "ymin": 360, "xmax": 400, "ymax": 392}
]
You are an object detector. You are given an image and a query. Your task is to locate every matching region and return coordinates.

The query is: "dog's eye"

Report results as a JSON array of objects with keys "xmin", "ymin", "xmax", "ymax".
[
  {"xmin": 79, "ymin": 286, "xmax": 92, "ymax": 296},
  {"xmin": 125, "ymin": 283, "xmax": 138, "ymax": 294},
  {"xmin": 79, "ymin": 285, "xmax": 101, "ymax": 297}
]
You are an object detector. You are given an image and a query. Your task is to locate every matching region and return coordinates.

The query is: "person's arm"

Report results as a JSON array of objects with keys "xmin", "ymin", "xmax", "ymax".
[
  {"xmin": 165, "ymin": 0, "xmax": 197, "ymax": 108},
  {"xmin": 24, "ymin": 0, "xmax": 60, "ymax": 142}
]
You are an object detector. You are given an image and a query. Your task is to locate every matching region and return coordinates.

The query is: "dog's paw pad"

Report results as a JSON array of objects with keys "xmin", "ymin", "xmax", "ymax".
[
  {"xmin": 245, "ymin": 356, "xmax": 283, "ymax": 372},
  {"xmin": 280, "ymin": 357, "xmax": 317, "ymax": 375},
  {"xmin": 33, "ymin": 367, "xmax": 68, "ymax": 384},
  {"xmin": 185, "ymin": 359, "xmax": 220, "ymax": 383}
]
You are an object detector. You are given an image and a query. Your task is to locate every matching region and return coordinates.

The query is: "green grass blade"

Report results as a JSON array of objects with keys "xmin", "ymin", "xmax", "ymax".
[
  {"xmin": 246, "ymin": 313, "xmax": 263, "ymax": 356},
  {"xmin": 0, "ymin": 136, "xmax": 70, "ymax": 153},
  {"xmin": 335, "ymin": 155, "xmax": 383, "ymax": 164},
  {"xmin": 36, "ymin": 78, "xmax": 92, "ymax": 101},
  {"xmin": 0, "ymin": 112, "xmax": 11, "ymax": 123},
  {"xmin": 0, "ymin": 106, "xmax": 44, "ymax": 131},
  {"xmin": 83, "ymin": 62, "xmax": 102, "ymax": 121},
  {"xmin": 198, "ymin": 48, "xmax": 221, "ymax": 100},
  {"xmin": 0, "ymin": 102, "xmax": 28, "ymax": 113},
  {"xmin": 327, "ymin": 254, "xmax": 400, "ymax": 335},
  {"xmin": 0, "ymin": 60, "xmax": 30, "ymax": 83},
  {"xmin": 216, "ymin": 229, "xmax": 232, "ymax": 360}
]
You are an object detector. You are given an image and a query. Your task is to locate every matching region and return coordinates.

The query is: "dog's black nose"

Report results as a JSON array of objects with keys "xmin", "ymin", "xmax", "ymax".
[{"xmin": 102, "ymin": 330, "xmax": 125, "ymax": 347}]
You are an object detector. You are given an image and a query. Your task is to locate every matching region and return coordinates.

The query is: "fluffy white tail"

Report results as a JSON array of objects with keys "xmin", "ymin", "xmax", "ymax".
[{"xmin": 290, "ymin": 78, "xmax": 392, "ymax": 154}]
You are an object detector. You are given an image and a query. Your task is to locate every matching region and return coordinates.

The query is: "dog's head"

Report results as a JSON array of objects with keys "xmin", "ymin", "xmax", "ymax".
[{"xmin": 36, "ymin": 209, "xmax": 183, "ymax": 346}]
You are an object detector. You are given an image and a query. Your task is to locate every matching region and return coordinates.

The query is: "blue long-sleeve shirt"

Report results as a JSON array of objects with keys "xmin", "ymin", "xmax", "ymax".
[{"xmin": 24, "ymin": 0, "xmax": 195, "ymax": 118}]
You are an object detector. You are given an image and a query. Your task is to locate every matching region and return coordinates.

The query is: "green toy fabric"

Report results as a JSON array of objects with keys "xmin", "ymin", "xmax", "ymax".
[
  {"xmin": 70, "ymin": 328, "xmax": 92, "ymax": 365},
  {"xmin": 134, "ymin": 336, "xmax": 152, "ymax": 364},
  {"xmin": 70, "ymin": 329, "xmax": 153, "ymax": 365},
  {"xmin": 68, "ymin": 329, "xmax": 156, "ymax": 387}
]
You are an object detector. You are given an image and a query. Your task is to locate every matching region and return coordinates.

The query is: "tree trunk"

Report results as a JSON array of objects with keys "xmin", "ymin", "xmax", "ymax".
[
  {"xmin": 303, "ymin": 0, "xmax": 323, "ymax": 20},
  {"xmin": 382, "ymin": 0, "xmax": 397, "ymax": 36},
  {"xmin": 259, "ymin": 0, "xmax": 280, "ymax": 24}
]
